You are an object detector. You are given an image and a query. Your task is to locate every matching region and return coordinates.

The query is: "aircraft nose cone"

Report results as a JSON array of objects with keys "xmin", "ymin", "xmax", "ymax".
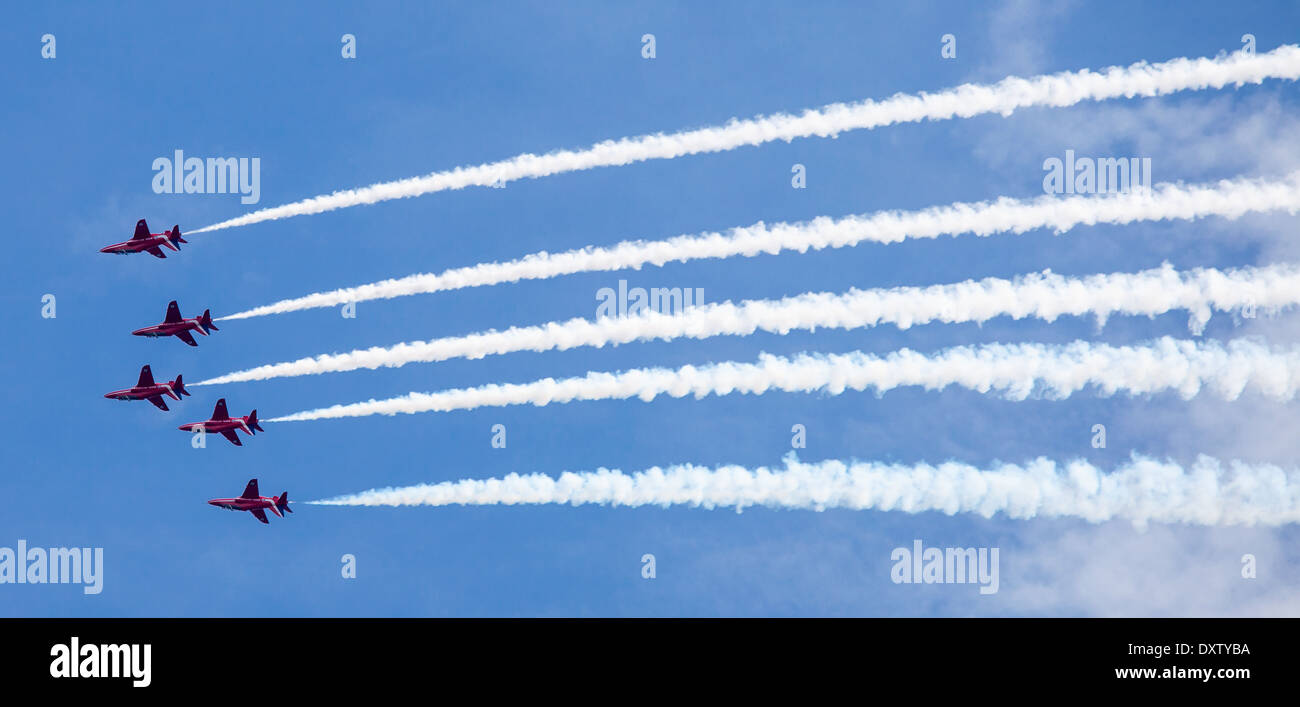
[{"xmin": 98, "ymin": 246, "xmax": 111, "ymax": 253}]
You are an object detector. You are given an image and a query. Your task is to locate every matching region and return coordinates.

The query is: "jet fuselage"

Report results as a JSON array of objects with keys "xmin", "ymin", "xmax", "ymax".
[
  {"xmin": 99, "ymin": 234, "xmax": 176, "ymax": 255},
  {"xmin": 104, "ymin": 383, "xmax": 179, "ymax": 402}
]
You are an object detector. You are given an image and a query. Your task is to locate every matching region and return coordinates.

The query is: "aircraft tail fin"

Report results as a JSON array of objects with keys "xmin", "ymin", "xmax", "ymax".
[
  {"xmin": 248, "ymin": 410, "xmax": 264, "ymax": 433},
  {"xmin": 200, "ymin": 310, "xmax": 219, "ymax": 333},
  {"xmin": 168, "ymin": 225, "xmax": 186, "ymax": 246},
  {"xmin": 276, "ymin": 492, "xmax": 292, "ymax": 515},
  {"xmin": 171, "ymin": 374, "xmax": 189, "ymax": 397}
]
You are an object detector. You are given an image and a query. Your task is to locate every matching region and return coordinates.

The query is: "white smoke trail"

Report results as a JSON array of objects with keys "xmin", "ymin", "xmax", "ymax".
[
  {"xmin": 195, "ymin": 45, "xmax": 1300, "ymax": 235},
  {"xmin": 198, "ymin": 263, "xmax": 1300, "ymax": 386},
  {"xmin": 266, "ymin": 337, "xmax": 1300, "ymax": 422},
  {"xmin": 306, "ymin": 453, "xmax": 1300, "ymax": 527},
  {"xmin": 220, "ymin": 171, "xmax": 1300, "ymax": 321}
]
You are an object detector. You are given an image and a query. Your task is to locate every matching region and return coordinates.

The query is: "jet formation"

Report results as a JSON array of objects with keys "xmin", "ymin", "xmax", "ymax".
[{"xmin": 102, "ymin": 219, "xmax": 282, "ymax": 524}]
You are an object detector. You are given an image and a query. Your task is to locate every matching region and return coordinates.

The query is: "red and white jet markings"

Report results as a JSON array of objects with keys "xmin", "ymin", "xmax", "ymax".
[
  {"xmin": 178, "ymin": 398, "xmax": 263, "ymax": 446},
  {"xmin": 99, "ymin": 219, "xmax": 186, "ymax": 259},
  {"xmin": 132, "ymin": 300, "xmax": 219, "ymax": 348},
  {"xmin": 208, "ymin": 479, "xmax": 292, "ymax": 524},
  {"xmin": 103, "ymin": 364, "xmax": 190, "ymax": 411}
]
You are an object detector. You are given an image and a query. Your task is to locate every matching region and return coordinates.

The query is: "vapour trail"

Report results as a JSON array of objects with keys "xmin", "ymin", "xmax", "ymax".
[
  {"xmin": 194, "ymin": 45, "xmax": 1300, "ymax": 235},
  {"xmin": 266, "ymin": 337, "xmax": 1300, "ymax": 422},
  {"xmin": 307, "ymin": 453, "xmax": 1300, "ymax": 527},
  {"xmin": 197, "ymin": 263, "xmax": 1300, "ymax": 386},
  {"xmin": 219, "ymin": 171, "xmax": 1300, "ymax": 320}
]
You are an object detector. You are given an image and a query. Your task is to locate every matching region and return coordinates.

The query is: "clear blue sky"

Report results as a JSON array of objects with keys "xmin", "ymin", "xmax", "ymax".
[{"xmin": 2, "ymin": 1, "xmax": 1299, "ymax": 616}]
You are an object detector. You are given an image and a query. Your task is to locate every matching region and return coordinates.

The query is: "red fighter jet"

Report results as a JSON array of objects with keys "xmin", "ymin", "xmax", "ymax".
[
  {"xmin": 103, "ymin": 364, "xmax": 190, "ymax": 411},
  {"xmin": 132, "ymin": 300, "xmax": 219, "ymax": 347},
  {"xmin": 208, "ymin": 479, "xmax": 292, "ymax": 524},
  {"xmin": 100, "ymin": 219, "xmax": 186, "ymax": 258},
  {"xmin": 178, "ymin": 398, "xmax": 263, "ymax": 446}
]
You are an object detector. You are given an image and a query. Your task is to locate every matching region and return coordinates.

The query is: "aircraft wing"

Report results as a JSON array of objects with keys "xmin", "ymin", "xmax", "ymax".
[
  {"xmin": 240, "ymin": 479, "xmax": 260, "ymax": 499},
  {"xmin": 147, "ymin": 395, "xmax": 169, "ymax": 412},
  {"xmin": 146, "ymin": 246, "xmax": 167, "ymax": 259},
  {"xmin": 220, "ymin": 429, "xmax": 243, "ymax": 446},
  {"xmin": 175, "ymin": 330, "xmax": 198, "ymax": 347},
  {"xmin": 132, "ymin": 219, "xmax": 151, "ymax": 240},
  {"xmin": 250, "ymin": 508, "xmax": 269, "ymax": 524}
]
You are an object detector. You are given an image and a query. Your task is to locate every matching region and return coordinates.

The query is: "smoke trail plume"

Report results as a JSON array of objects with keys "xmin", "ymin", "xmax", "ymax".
[
  {"xmin": 266, "ymin": 337, "xmax": 1300, "ymax": 422},
  {"xmin": 307, "ymin": 453, "xmax": 1300, "ymax": 527},
  {"xmin": 198, "ymin": 263, "xmax": 1300, "ymax": 386},
  {"xmin": 220, "ymin": 172, "xmax": 1300, "ymax": 320},
  {"xmin": 195, "ymin": 45, "xmax": 1300, "ymax": 235}
]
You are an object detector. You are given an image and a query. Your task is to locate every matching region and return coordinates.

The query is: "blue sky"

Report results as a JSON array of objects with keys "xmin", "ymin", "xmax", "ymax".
[{"xmin": 2, "ymin": 1, "xmax": 1299, "ymax": 616}]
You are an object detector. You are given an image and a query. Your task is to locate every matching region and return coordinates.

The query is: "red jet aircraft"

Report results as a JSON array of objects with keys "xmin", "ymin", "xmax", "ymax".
[
  {"xmin": 103, "ymin": 364, "xmax": 190, "ymax": 411},
  {"xmin": 100, "ymin": 219, "xmax": 186, "ymax": 259},
  {"xmin": 208, "ymin": 479, "xmax": 292, "ymax": 524},
  {"xmin": 132, "ymin": 300, "xmax": 219, "ymax": 347},
  {"xmin": 178, "ymin": 398, "xmax": 263, "ymax": 446}
]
